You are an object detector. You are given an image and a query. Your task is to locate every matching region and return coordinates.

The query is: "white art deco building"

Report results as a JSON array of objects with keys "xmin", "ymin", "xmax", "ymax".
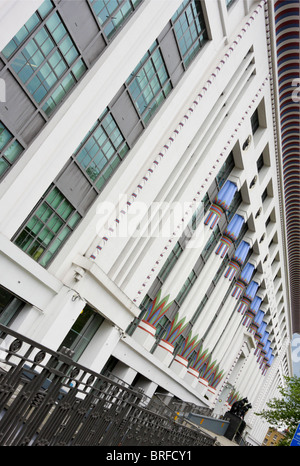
[{"xmin": 0, "ymin": 0, "xmax": 298, "ymax": 446}]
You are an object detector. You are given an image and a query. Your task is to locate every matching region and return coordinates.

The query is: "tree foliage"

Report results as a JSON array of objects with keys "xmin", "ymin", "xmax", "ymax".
[{"xmin": 256, "ymin": 376, "xmax": 300, "ymax": 446}]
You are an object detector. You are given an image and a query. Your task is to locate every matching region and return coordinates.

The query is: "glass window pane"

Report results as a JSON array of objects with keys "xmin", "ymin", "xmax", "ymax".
[
  {"xmin": 59, "ymin": 304, "xmax": 104, "ymax": 361},
  {"xmin": 51, "ymin": 84, "xmax": 66, "ymax": 105},
  {"xmin": 57, "ymin": 200, "xmax": 73, "ymax": 220},
  {"xmin": 14, "ymin": 186, "xmax": 81, "ymax": 267},
  {"xmin": 61, "ymin": 73, "xmax": 75, "ymax": 92},
  {"xmin": 36, "ymin": 203, "xmax": 53, "ymax": 223},
  {"xmin": 3, "ymin": 141, "xmax": 23, "ymax": 164},
  {"xmin": 72, "ymin": 59, "xmax": 86, "ymax": 79},
  {"xmin": 68, "ymin": 212, "xmax": 81, "ymax": 228},
  {"xmin": 127, "ymin": 41, "xmax": 171, "ymax": 123},
  {"xmin": 31, "ymin": 48, "xmax": 45, "ymax": 67},
  {"xmin": 8, "ymin": 9, "xmax": 84, "ymax": 108},
  {"xmin": 48, "ymin": 215, "xmax": 63, "ymax": 233},
  {"xmin": 1, "ymin": 41, "xmax": 18, "ymax": 59},
  {"xmin": 28, "ymin": 217, "xmax": 44, "ymax": 235},
  {"xmin": 35, "ymin": 28, "xmax": 49, "ymax": 47},
  {"xmin": 90, "ymin": 0, "xmax": 142, "ymax": 41},
  {"xmin": 18, "ymin": 63, "xmax": 35, "ymax": 83},
  {"xmin": 38, "ymin": 0, "xmax": 54, "ymax": 19},
  {"xmin": 46, "ymin": 13, "xmax": 66, "ymax": 42},
  {"xmin": 0, "ymin": 125, "xmax": 12, "ymax": 149},
  {"xmin": 28, "ymin": 242, "xmax": 45, "ymax": 261},
  {"xmin": 1, "ymin": 13, "xmax": 41, "ymax": 58},
  {"xmin": 172, "ymin": 0, "xmax": 208, "ymax": 67},
  {"xmin": 40, "ymin": 36, "xmax": 55, "ymax": 56},
  {"xmin": 33, "ymin": 84, "xmax": 48, "ymax": 103},
  {"xmin": 0, "ymin": 158, "xmax": 9, "ymax": 177}
]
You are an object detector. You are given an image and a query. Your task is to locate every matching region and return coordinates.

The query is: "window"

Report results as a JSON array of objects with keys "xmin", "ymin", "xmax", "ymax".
[
  {"xmin": 266, "ymin": 213, "xmax": 275, "ymax": 233},
  {"xmin": 249, "ymin": 175, "xmax": 257, "ymax": 189},
  {"xmin": 12, "ymin": 111, "xmax": 129, "ymax": 268},
  {"xmin": 176, "ymin": 270, "xmax": 197, "ymax": 306},
  {"xmin": 1, "ymin": 0, "xmax": 53, "ymax": 59},
  {"xmin": 89, "ymin": 0, "xmax": 143, "ymax": 40},
  {"xmin": 0, "ymin": 286, "xmax": 25, "ymax": 329},
  {"xmin": 202, "ymin": 227, "xmax": 221, "ymax": 261},
  {"xmin": 251, "ymin": 108, "xmax": 259, "ymax": 134},
  {"xmin": 242, "ymin": 135, "xmax": 252, "ymax": 151},
  {"xmin": 213, "ymin": 259, "xmax": 228, "ymax": 285},
  {"xmin": 216, "ymin": 152, "xmax": 234, "ymax": 188},
  {"xmin": 73, "ymin": 109, "xmax": 129, "ymax": 192},
  {"xmin": 190, "ymin": 200, "xmax": 206, "ymax": 232},
  {"xmin": 255, "ymin": 207, "xmax": 262, "ymax": 219},
  {"xmin": 172, "ymin": 0, "xmax": 208, "ymax": 67},
  {"xmin": 227, "ymin": 190, "xmax": 242, "ymax": 221},
  {"xmin": 9, "ymin": 7, "xmax": 87, "ymax": 115},
  {"xmin": 101, "ymin": 355, "xmax": 119, "ymax": 377},
  {"xmin": 257, "ymin": 153, "xmax": 264, "ymax": 172},
  {"xmin": 0, "ymin": 122, "xmax": 24, "ymax": 179},
  {"xmin": 235, "ymin": 221, "xmax": 248, "ymax": 247},
  {"xmin": 158, "ymin": 241, "xmax": 184, "ymax": 282},
  {"xmin": 226, "ymin": 0, "xmax": 236, "ymax": 9},
  {"xmin": 126, "ymin": 40, "xmax": 172, "ymax": 124},
  {"xmin": 58, "ymin": 304, "xmax": 104, "ymax": 361},
  {"xmin": 261, "ymin": 187, "xmax": 268, "ymax": 202},
  {"xmin": 13, "ymin": 185, "xmax": 81, "ymax": 267}
]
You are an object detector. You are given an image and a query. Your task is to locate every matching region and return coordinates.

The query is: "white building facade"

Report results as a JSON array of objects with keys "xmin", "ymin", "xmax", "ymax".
[{"xmin": 0, "ymin": 0, "xmax": 298, "ymax": 446}]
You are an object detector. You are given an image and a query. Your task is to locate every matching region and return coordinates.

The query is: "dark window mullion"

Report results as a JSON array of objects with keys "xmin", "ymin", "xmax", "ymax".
[
  {"xmin": 27, "ymin": 47, "xmax": 65, "ymax": 91},
  {"xmin": 39, "ymin": 54, "xmax": 87, "ymax": 116},
  {"xmin": 81, "ymin": 136, "xmax": 103, "ymax": 173},
  {"xmin": 20, "ymin": 229, "xmax": 40, "ymax": 253},
  {"xmin": 6, "ymin": 45, "xmax": 63, "ymax": 115},
  {"xmin": 26, "ymin": 25, "xmax": 78, "ymax": 93},
  {"xmin": 151, "ymin": 58, "xmax": 168, "ymax": 88},
  {"xmin": 89, "ymin": 0, "xmax": 143, "ymax": 43},
  {"xmin": 38, "ymin": 221, "xmax": 71, "ymax": 263},
  {"xmin": 140, "ymin": 79, "xmax": 171, "ymax": 118},
  {"xmin": 126, "ymin": 42, "xmax": 171, "ymax": 124},
  {"xmin": 6, "ymin": 7, "xmax": 87, "ymax": 115},
  {"xmin": 29, "ymin": 195, "xmax": 77, "ymax": 264},
  {"xmin": 85, "ymin": 0, "xmax": 109, "ymax": 41},
  {"xmin": 101, "ymin": 1, "xmax": 127, "ymax": 28},
  {"xmin": 0, "ymin": 139, "xmax": 23, "ymax": 170},
  {"xmin": 72, "ymin": 112, "xmax": 128, "ymax": 193},
  {"xmin": 171, "ymin": 0, "xmax": 208, "ymax": 69},
  {"xmin": 0, "ymin": 128, "xmax": 13, "ymax": 153},
  {"xmin": 124, "ymin": 81, "xmax": 146, "ymax": 128},
  {"xmin": 35, "ymin": 208, "xmax": 62, "ymax": 257}
]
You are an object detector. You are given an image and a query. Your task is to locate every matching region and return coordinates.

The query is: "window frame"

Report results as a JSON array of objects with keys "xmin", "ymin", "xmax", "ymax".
[
  {"xmin": 88, "ymin": 0, "xmax": 144, "ymax": 42},
  {"xmin": 13, "ymin": 184, "xmax": 82, "ymax": 268},
  {"xmin": 72, "ymin": 108, "xmax": 129, "ymax": 193},
  {"xmin": 171, "ymin": 0, "xmax": 208, "ymax": 69},
  {"xmin": 0, "ymin": 121, "xmax": 24, "ymax": 179},
  {"xmin": 0, "ymin": 285, "xmax": 26, "ymax": 331},
  {"xmin": 58, "ymin": 304, "xmax": 105, "ymax": 362},
  {"xmin": 126, "ymin": 40, "xmax": 172, "ymax": 124},
  {"xmin": 1, "ymin": 0, "xmax": 87, "ymax": 119}
]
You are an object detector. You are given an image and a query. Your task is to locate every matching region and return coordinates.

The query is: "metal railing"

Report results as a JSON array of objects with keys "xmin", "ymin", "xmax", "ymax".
[{"xmin": 0, "ymin": 324, "xmax": 216, "ymax": 446}]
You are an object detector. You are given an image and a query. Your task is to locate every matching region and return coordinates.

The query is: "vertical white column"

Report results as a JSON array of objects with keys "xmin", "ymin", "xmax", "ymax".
[
  {"xmin": 30, "ymin": 286, "xmax": 86, "ymax": 350},
  {"xmin": 78, "ymin": 322, "xmax": 121, "ymax": 373},
  {"xmin": 213, "ymin": 307, "xmax": 243, "ymax": 366},
  {"xmin": 192, "ymin": 270, "xmax": 233, "ymax": 337},
  {"xmin": 202, "ymin": 282, "xmax": 238, "ymax": 352}
]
